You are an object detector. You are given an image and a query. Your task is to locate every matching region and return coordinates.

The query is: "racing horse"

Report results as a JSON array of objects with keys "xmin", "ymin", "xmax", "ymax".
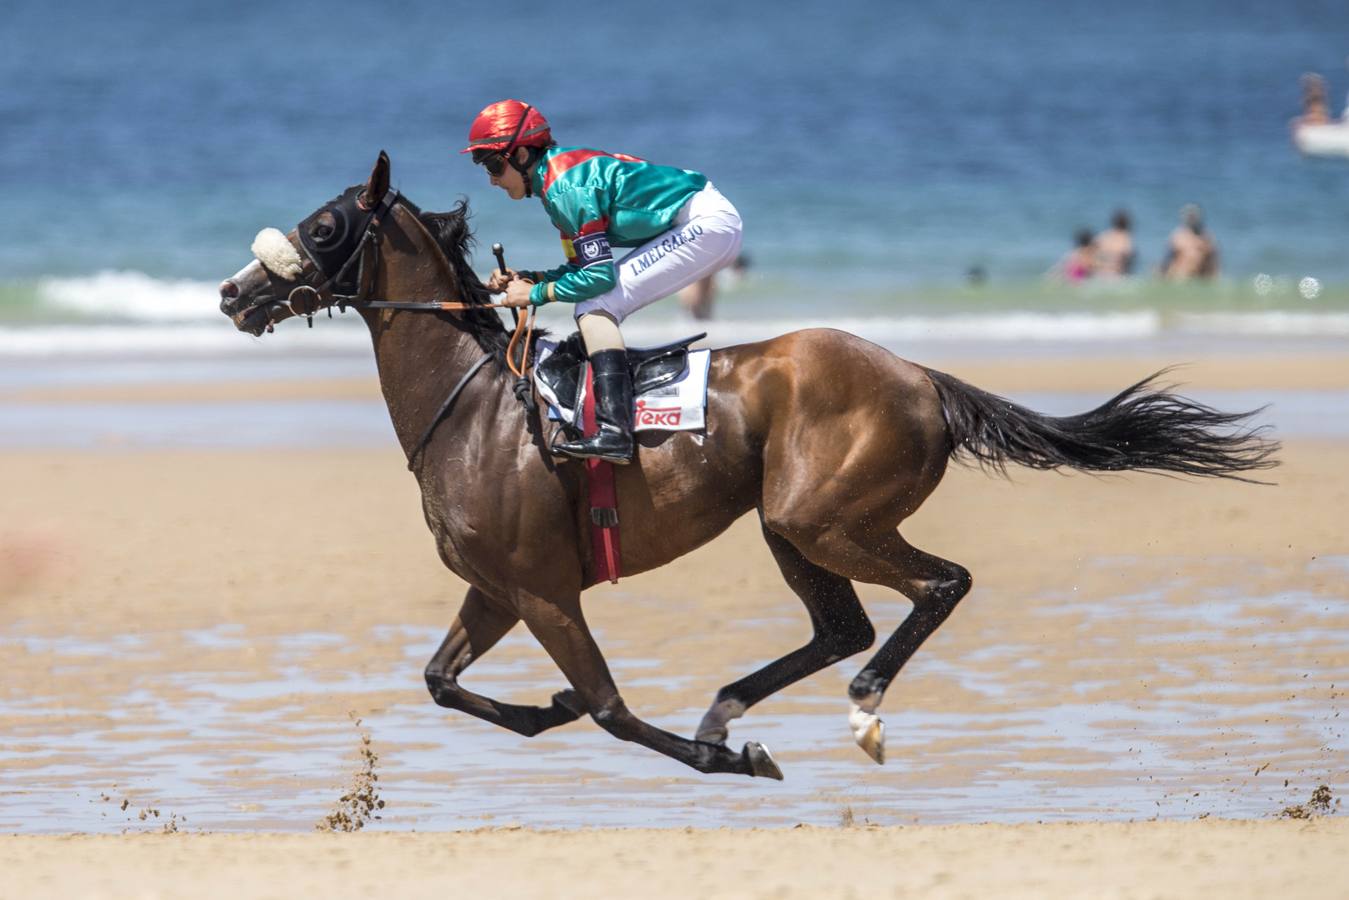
[{"xmin": 218, "ymin": 152, "xmax": 1276, "ymax": 779}]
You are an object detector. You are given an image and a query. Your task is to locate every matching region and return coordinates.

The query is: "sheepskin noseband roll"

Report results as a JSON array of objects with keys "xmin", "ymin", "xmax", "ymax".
[{"xmin": 251, "ymin": 228, "xmax": 304, "ymax": 280}]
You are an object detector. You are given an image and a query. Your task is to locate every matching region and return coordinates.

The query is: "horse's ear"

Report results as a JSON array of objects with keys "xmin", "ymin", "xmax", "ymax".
[{"xmin": 360, "ymin": 150, "xmax": 391, "ymax": 210}]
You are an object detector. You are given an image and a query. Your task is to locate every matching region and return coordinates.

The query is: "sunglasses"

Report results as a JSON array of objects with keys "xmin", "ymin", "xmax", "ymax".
[{"xmin": 474, "ymin": 150, "xmax": 508, "ymax": 178}]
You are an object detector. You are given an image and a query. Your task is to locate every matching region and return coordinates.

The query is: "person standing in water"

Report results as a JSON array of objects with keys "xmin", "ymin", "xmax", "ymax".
[
  {"xmin": 1053, "ymin": 228, "xmax": 1097, "ymax": 282},
  {"xmin": 1094, "ymin": 209, "xmax": 1136, "ymax": 277},
  {"xmin": 679, "ymin": 253, "xmax": 750, "ymax": 320},
  {"xmin": 1297, "ymin": 73, "xmax": 1332, "ymax": 126},
  {"xmin": 1160, "ymin": 204, "xmax": 1219, "ymax": 280},
  {"xmin": 465, "ymin": 99, "xmax": 743, "ymax": 464}
]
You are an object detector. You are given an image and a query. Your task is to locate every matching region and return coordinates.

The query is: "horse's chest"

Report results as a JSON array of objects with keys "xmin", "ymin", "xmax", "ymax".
[{"xmin": 420, "ymin": 493, "xmax": 499, "ymax": 580}]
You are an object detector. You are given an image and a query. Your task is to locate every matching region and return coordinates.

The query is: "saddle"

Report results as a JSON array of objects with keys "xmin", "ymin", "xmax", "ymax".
[{"xmin": 535, "ymin": 331, "xmax": 706, "ymax": 437}]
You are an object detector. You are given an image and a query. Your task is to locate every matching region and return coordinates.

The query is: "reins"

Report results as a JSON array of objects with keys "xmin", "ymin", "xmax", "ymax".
[
  {"xmin": 405, "ymin": 351, "xmax": 494, "ymax": 472},
  {"xmin": 371, "ymin": 293, "xmax": 539, "ymax": 472},
  {"xmin": 356, "ymin": 298, "xmax": 536, "ymax": 379},
  {"xmin": 295, "ymin": 189, "xmax": 540, "ymax": 466}
]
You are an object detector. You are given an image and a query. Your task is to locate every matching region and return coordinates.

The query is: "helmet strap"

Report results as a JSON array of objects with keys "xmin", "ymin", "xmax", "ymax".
[
  {"xmin": 510, "ymin": 147, "xmax": 541, "ymax": 198},
  {"xmin": 499, "ymin": 105, "xmax": 537, "ymax": 197}
]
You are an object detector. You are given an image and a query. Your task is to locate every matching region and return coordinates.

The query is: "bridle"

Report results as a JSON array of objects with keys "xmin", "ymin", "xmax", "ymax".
[
  {"xmin": 280, "ymin": 186, "xmax": 403, "ymax": 321},
  {"xmin": 259, "ymin": 187, "xmax": 539, "ymax": 469}
]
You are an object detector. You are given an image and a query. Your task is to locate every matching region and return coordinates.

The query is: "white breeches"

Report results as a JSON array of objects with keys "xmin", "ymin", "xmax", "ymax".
[{"xmin": 574, "ymin": 182, "xmax": 742, "ymax": 324}]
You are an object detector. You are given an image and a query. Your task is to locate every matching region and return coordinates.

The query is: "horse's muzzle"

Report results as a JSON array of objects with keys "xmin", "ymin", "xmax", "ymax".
[
  {"xmin": 218, "ymin": 278, "xmax": 240, "ymax": 314},
  {"xmin": 219, "ymin": 259, "xmax": 282, "ymax": 334}
]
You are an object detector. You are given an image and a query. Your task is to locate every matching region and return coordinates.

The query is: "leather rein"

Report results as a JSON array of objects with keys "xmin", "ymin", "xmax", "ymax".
[{"xmin": 273, "ymin": 188, "xmax": 538, "ymax": 470}]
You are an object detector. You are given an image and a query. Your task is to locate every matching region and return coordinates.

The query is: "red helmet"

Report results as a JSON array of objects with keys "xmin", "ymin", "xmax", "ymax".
[{"xmin": 461, "ymin": 100, "xmax": 552, "ymax": 156}]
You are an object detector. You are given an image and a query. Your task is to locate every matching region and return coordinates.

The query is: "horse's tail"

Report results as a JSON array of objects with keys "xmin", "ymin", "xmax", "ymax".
[{"xmin": 922, "ymin": 367, "xmax": 1279, "ymax": 481}]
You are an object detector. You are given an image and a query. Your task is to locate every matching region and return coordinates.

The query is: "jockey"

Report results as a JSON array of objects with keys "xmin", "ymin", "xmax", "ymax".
[{"xmin": 464, "ymin": 99, "xmax": 743, "ymax": 464}]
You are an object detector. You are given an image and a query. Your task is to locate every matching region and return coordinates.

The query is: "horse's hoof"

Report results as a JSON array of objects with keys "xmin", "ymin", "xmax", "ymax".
[
  {"xmin": 743, "ymin": 741, "xmax": 784, "ymax": 780},
  {"xmin": 849, "ymin": 704, "xmax": 886, "ymax": 765}
]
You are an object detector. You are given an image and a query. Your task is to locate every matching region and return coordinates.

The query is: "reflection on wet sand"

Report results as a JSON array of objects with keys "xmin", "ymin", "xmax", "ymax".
[{"xmin": 3, "ymin": 557, "xmax": 1343, "ymax": 832}]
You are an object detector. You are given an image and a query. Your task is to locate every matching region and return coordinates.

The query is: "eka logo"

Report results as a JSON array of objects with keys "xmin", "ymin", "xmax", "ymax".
[{"xmin": 635, "ymin": 403, "xmax": 682, "ymax": 427}]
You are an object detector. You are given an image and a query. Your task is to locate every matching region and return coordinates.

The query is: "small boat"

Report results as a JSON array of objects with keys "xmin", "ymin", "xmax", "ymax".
[{"xmin": 1293, "ymin": 120, "xmax": 1349, "ymax": 158}]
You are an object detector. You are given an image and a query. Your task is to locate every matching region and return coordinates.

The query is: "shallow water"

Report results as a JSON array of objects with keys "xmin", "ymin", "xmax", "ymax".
[
  {"xmin": 0, "ymin": 386, "xmax": 1334, "ymax": 449},
  {"xmin": 3, "ymin": 564, "xmax": 1344, "ymax": 833}
]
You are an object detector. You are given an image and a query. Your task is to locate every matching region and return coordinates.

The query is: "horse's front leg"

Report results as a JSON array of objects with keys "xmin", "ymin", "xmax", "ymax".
[
  {"xmin": 424, "ymin": 585, "xmax": 587, "ymax": 737},
  {"xmin": 518, "ymin": 590, "xmax": 783, "ymax": 780}
]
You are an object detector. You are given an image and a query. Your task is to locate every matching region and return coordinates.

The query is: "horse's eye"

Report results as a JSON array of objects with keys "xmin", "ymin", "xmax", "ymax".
[{"xmin": 310, "ymin": 212, "xmax": 340, "ymax": 243}]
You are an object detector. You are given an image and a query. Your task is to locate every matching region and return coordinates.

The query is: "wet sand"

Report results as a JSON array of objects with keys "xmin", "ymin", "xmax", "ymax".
[{"xmin": 1, "ymin": 351, "xmax": 1345, "ymax": 893}]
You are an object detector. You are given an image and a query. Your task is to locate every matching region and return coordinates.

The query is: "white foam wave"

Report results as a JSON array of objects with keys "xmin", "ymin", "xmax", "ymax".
[
  {"xmin": 3, "ymin": 309, "xmax": 1348, "ymax": 359},
  {"xmin": 0, "ymin": 323, "xmax": 369, "ymax": 357},
  {"xmin": 37, "ymin": 270, "xmax": 222, "ymax": 322},
  {"xmin": 26, "ymin": 271, "xmax": 1349, "ymax": 344},
  {"xmin": 1176, "ymin": 311, "xmax": 1349, "ymax": 336}
]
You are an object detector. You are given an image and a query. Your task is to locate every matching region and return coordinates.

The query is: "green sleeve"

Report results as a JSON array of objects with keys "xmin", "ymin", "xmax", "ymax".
[
  {"xmin": 534, "ymin": 262, "xmax": 617, "ymax": 305},
  {"xmin": 531, "ymin": 185, "xmax": 618, "ymax": 305}
]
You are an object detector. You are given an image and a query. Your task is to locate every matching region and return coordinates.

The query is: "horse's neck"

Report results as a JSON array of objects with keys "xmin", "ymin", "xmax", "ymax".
[{"xmin": 360, "ymin": 209, "xmax": 508, "ymax": 459}]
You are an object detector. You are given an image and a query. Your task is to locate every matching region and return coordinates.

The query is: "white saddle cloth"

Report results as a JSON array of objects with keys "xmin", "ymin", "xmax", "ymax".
[{"xmin": 534, "ymin": 341, "xmax": 711, "ymax": 433}]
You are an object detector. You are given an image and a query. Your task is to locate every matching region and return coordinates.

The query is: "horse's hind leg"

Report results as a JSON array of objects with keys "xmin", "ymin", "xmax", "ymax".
[
  {"xmin": 773, "ymin": 524, "xmax": 971, "ymax": 764},
  {"xmin": 424, "ymin": 585, "xmax": 587, "ymax": 737},
  {"xmin": 695, "ymin": 515, "xmax": 875, "ymax": 745},
  {"xmin": 844, "ymin": 539, "xmax": 970, "ymax": 763},
  {"xmin": 517, "ymin": 588, "xmax": 784, "ymax": 779}
]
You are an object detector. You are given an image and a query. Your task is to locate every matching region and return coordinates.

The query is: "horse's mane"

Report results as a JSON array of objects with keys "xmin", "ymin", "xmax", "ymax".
[{"xmin": 402, "ymin": 196, "xmax": 541, "ymax": 364}]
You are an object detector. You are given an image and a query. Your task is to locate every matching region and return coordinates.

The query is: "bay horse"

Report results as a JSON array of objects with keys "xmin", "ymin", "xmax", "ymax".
[{"xmin": 218, "ymin": 152, "xmax": 1276, "ymax": 779}]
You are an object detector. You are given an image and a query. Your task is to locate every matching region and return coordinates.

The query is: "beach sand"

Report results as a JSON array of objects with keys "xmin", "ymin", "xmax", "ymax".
[
  {"xmin": 5, "ymin": 819, "xmax": 1348, "ymax": 899},
  {"xmin": 2, "ymin": 351, "xmax": 1345, "ymax": 897}
]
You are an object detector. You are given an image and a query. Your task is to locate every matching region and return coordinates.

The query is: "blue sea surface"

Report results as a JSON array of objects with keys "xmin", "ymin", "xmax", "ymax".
[{"xmin": 1, "ymin": 0, "xmax": 1348, "ymax": 342}]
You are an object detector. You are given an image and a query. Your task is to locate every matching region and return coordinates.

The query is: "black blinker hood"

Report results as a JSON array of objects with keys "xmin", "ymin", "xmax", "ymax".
[{"xmin": 297, "ymin": 186, "xmax": 381, "ymax": 294}]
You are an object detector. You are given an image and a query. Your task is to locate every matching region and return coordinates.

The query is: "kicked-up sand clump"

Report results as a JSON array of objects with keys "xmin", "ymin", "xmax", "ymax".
[
  {"xmin": 315, "ymin": 715, "xmax": 384, "ymax": 833},
  {"xmin": 1280, "ymin": 785, "xmax": 1338, "ymax": 820}
]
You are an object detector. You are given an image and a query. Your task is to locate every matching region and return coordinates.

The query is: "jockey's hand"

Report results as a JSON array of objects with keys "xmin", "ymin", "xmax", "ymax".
[
  {"xmin": 501, "ymin": 278, "xmax": 535, "ymax": 308},
  {"xmin": 486, "ymin": 268, "xmax": 517, "ymax": 293}
]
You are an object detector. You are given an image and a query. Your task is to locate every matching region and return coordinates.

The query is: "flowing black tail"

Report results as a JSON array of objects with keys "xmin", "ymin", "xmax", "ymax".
[{"xmin": 923, "ymin": 367, "xmax": 1279, "ymax": 481}]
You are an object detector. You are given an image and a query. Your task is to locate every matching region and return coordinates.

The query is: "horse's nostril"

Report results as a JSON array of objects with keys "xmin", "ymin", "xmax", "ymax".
[{"xmin": 219, "ymin": 280, "xmax": 239, "ymax": 300}]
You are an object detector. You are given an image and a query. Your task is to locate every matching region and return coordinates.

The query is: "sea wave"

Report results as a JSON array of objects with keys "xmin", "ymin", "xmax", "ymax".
[
  {"xmin": 34, "ymin": 271, "xmax": 223, "ymax": 322},
  {"xmin": 0, "ymin": 323, "xmax": 370, "ymax": 357},
  {"xmin": 3, "ymin": 309, "xmax": 1348, "ymax": 359}
]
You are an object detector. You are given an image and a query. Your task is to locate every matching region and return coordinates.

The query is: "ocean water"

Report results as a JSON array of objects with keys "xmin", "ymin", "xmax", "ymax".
[{"xmin": 2, "ymin": 0, "xmax": 1348, "ymax": 354}]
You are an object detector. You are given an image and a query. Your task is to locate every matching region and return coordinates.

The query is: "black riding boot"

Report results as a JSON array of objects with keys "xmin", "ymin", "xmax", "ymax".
[{"xmin": 555, "ymin": 349, "xmax": 634, "ymax": 464}]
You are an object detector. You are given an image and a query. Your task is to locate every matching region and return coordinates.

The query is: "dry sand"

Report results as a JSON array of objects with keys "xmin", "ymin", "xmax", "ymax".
[
  {"xmin": 1, "ymin": 351, "xmax": 1345, "ymax": 897},
  {"xmin": 5, "ymin": 819, "xmax": 1348, "ymax": 899}
]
